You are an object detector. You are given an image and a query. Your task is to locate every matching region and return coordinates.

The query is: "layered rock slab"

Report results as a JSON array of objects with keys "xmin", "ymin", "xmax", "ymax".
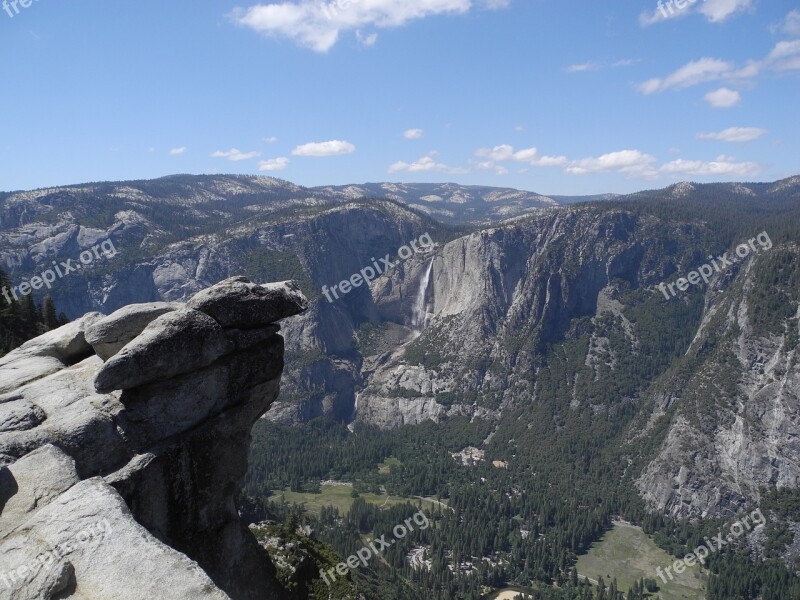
[{"xmin": 0, "ymin": 277, "xmax": 307, "ymax": 600}]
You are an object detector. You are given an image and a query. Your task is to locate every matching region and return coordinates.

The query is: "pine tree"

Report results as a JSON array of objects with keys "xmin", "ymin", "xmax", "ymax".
[{"xmin": 42, "ymin": 295, "xmax": 59, "ymax": 330}]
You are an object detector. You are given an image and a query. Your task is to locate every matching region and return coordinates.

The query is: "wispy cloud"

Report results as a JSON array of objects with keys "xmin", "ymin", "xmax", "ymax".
[
  {"xmin": 636, "ymin": 57, "xmax": 734, "ymax": 94},
  {"xmin": 565, "ymin": 150, "xmax": 658, "ymax": 177},
  {"xmin": 697, "ymin": 127, "xmax": 767, "ymax": 142},
  {"xmin": 169, "ymin": 147, "xmax": 187, "ymax": 156},
  {"xmin": 565, "ymin": 59, "xmax": 639, "ymax": 73},
  {"xmin": 475, "ymin": 144, "xmax": 568, "ymax": 167},
  {"xmin": 469, "ymin": 144, "xmax": 761, "ymax": 180},
  {"xmin": 772, "ymin": 9, "xmax": 800, "ymax": 36},
  {"xmin": 292, "ymin": 140, "xmax": 355, "ymax": 156},
  {"xmin": 659, "ymin": 155, "xmax": 760, "ymax": 177},
  {"xmin": 699, "ymin": 0, "xmax": 754, "ymax": 23},
  {"xmin": 356, "ymin": 30, "xmax": 378, "ymax": 46},
  {"xmin": 475, "ymin": 160, "xmax": 509, "ymax": 175},
  {"xmin": 636, "ymin": 41, "xmax": 800, "ymax": 94},
  {"xmin": 388, "ymin": 152, "xmax": 466, "ymax": 174},
  {"xmin": 211, "ymin": 148, "xmax": 262, "ymax": 161},
  {"xmin": 230, "ymin": 0, "xmax": 508, "ymax": 53},
  {"xmin": 404, "ymin": 128, "xmax": 425, "ymax": 140},
  {"xmin": 563, "ymin": 150, "xmax": 760, "ymax": 179}
]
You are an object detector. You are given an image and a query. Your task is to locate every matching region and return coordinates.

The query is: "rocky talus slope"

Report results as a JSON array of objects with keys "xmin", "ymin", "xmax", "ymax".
[{"xmin": 0, "ymin": 277, "xmax": 307, "ymax": 600}]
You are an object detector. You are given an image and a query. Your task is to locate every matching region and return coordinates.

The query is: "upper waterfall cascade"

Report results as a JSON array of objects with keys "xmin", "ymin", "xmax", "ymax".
[{"xmin": 411, "ymin": 260, "xmax": 434, "ymax": 330}]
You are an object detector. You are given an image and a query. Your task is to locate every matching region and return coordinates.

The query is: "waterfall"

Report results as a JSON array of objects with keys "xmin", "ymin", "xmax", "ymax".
[
  {"xmin": 351, "ymin": 392, "xmax": 359, "ymax": 421},
  {"xmin": 411, "ymin": 259, "xmax": 434, "ymax": 330}
]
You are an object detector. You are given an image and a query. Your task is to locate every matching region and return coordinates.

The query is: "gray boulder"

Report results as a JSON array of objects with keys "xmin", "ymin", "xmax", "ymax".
[
  {"xmin": 84, "ymin": 302, "xmax": 180, "ymax": 360},
  {"xmin": 0, "ymin": 313, "xmax": 103, "ymax": 395},
  {"xmin": 93, "ymin": 309, "xmax": 233, "ymax": 394},
  {"xmin": 187, "ymin": 277, "xmax": 308, "ymax": 328}
]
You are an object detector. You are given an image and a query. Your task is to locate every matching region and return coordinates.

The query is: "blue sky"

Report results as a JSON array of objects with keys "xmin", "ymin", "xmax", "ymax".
[{"xmin": 0, "ymin": 0, "xmax": 797, "ymax": 195}]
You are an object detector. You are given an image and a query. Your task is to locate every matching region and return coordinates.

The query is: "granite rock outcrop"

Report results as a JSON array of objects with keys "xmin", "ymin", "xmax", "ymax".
[{"xmin": 0, "ymin": 277, "xmax": 307, "ymax": 600}]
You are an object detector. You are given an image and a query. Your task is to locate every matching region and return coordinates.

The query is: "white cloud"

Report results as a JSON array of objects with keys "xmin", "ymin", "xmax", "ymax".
[
  {"xmin": 388, "ymin": 152, "xmax": 453, "ymax": 173},
  {"xmin": 565, "ymin": 150, "xmax": 659, "ymax": 177},
  {"xmin": 147, "ymin": 147, "xmax": 156, "ymax": 153},
  {"xmin": 697, "ymin": 127, "xmax": 767, "ymax": 142},
  {"xmin": 698, "ymin": 0, "xmax": 753, "ymax": 23},
  {"xmin": 536, "ymin": 156, "xmax": 568, "ymax": 167},
  {"xmin": 259, "ymin": 157, "xmax": 290, "ymax": 171},
  {"xmin": 211, "ymin": 148, "xmax": 262, "ymax": 161},
  {"xmin": 773, "ymin": 10, "xmax": 800, "ymax": 36},
  {"xmin": 475, "ymin": 144, "xmax": 568, "ymax": 167},
  {"xmin": 659, "ymin": 155, "xmax": 760, "ymax": 177},
  {"xmin": 561, "ymin": 149, "xmax": 760, "ymax": 179},
  {"xmin": 262, "ymin": 136, "xmax": 279, "ymax": 143},
  {"xmin": 565, "ymin": 62, "xmax": 599, "ymax": 73},
  {"xmin": 230, "ymin": 0, "xmax": 507, "ymax": 53},
  {"xmin": 704, "ymin": 87, "xmax": 741, "ymax": 107},
  {"xmin": 636, "ymin": 58, "xmax": 734, "ymax": 94},
  {"xmin": 769, "ymin": 39, "xmax": 800, "ymax": 60},
  {"xmin": 169, "ymin": 147, "xmax": 187, "ymax": 156},
  {"xmin": 636, "ymin": 41, "xmax": 800, "ymax": 95},
  {"xmin": 475, "ymin": 160, "xmax": 509, "ymax": 175},
  {"xmin": 768, "ymin": 40, "xmax": 800, "ymax": 72},
  {"xmin": 404, "ymin": 128, "xmax": 424, "ymax": 139},
  {"xmin": 292, "ymin": 140, "xmax": 355, "ymax": 156}
]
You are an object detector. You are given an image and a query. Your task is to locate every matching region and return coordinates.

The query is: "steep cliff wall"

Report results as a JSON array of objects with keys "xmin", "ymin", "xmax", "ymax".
[
  {"xmin": 636, "ymin": 245, "xmax": 800, "ymax": 518},
  {"xmin": 0, "ymin": 277, "xmax": 307, "ymax": 600}
]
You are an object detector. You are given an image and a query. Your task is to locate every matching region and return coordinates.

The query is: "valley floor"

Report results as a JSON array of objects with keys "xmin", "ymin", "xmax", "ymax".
[
  {"xmin": 270, "ymin": 484, "xmax": 446, "ymax": 516},
  {"xmin": 576, "ymin": 521, "xmax": 707, "ymax": 600}
]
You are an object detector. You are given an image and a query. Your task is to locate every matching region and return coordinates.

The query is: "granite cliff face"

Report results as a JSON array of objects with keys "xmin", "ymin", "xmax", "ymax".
[
  {"xmin": 357, "ymin": 208, "xmax": 692, "ymax": 428},
  {"xmin": 635, "ymin": 245, "xmax": 800, "ymax": 519},
  {"xmin": 0, "ymin": 277, "xmax": 307, "ymax": 600}
]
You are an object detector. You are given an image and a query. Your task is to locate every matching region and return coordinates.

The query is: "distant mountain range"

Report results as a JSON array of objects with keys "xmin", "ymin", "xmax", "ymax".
[
  {"xmin": 311, "ymin": 181, "xmax": 563, "ymax": 224},
  {"xmin": 0, "ymin": 176, "xmax": 623, "ymax": 228}
]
